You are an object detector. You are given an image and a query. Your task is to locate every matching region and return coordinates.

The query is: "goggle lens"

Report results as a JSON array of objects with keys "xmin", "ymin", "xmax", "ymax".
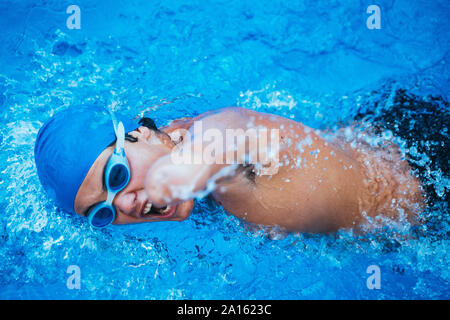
[
  {"xmin": 91, "ymin": 207, "xmax": 115, "ymax": 228},
  {"xmin": 108, "ymin": 164, "xmax": 129, "ymax": 191}
]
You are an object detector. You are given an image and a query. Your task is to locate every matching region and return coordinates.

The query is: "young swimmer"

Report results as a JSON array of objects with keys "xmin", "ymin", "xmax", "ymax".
[{"xmin": 34, "ymin": 104, "xmax": 425, "ymax": 233}]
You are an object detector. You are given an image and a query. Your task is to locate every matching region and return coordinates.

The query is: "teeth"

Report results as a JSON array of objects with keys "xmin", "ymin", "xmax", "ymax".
[
  {"xmin": 161, "ymin": 206, "xmax": 171, "ymax": 213},
  {"xmin": 143, "ymin": 202, "xmax": 153, "ymax": 215}
]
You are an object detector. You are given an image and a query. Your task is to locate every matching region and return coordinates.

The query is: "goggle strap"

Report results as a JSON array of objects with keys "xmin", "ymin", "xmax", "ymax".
[
  {"xmin": 108, "ymin": 111, "xmax": 124, "ymax": 151},
  {"xmin": 106, "ymin": 189, "xmax": 116, "ymax": 204},
  {"xmin": 115, "ymin": 121, "xmax": 125, "ymax": 153}
]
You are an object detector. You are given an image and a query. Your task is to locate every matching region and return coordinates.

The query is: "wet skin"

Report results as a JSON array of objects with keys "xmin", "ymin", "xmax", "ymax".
[{"xmin": 75, "ymin": 107, "xmax": 424, "ymax": 233}]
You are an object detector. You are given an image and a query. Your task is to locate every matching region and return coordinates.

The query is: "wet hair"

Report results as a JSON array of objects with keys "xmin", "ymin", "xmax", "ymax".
[{"xmin": 138, "ymin": 117, "xmax": 159, "ymax": 132}]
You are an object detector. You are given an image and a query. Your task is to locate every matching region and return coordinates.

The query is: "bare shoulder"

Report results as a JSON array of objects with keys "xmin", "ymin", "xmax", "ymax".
[
  {"xmin": 195, "ymin": 106, "xmax": 249, "ymax": 122},
  {"xmin": 199, "ymin": 107, "xmax": 310, "ymax": 134}
]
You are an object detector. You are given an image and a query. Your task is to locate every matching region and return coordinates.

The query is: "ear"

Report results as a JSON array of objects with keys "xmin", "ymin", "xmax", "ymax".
[{"xmin": 131, "ymin": 126, "xmax": 152, "ymax": 140}]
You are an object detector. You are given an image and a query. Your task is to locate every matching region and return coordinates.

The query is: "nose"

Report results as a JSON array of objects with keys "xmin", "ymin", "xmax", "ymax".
[{"xmin": 113, "ymin": 189, "xmax": 146, "ymax": 217}]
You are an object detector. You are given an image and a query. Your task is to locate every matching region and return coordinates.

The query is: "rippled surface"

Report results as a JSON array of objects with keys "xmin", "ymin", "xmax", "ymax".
[{"xmin": 0, "ymin": 0, "xmax": 448, "ymax": 299}]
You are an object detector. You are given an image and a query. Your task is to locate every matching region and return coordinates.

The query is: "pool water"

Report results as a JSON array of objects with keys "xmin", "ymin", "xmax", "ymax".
[{"xmin": 0, "ymin": 0, "xmax": 449, "ymax": 299}]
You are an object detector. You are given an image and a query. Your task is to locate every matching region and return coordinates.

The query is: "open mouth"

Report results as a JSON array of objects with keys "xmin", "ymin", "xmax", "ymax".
[{"xmin": 141, "ymin": 201, "xmax": 177, "ymax": 219}]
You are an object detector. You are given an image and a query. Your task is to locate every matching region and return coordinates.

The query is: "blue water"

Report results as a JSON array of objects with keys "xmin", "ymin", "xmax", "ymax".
[{"xmin": 0, "ymin": 0, "xmax": 449, "ymax": 299}]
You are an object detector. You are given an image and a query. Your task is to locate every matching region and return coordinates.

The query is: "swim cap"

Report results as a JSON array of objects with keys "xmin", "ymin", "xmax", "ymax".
[{"xmin": 34, "ymin": 105, "xmax": 140, "ymax": 214}]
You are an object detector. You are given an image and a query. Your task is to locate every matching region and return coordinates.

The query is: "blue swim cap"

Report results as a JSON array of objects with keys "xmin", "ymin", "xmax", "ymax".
[{"xmin": 34, "ymin": 105, "xmax": 140, "ymax": 214}]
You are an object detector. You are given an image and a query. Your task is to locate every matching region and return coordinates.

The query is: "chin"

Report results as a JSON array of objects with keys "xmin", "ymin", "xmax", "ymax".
[{"xmin": 172, "ymin": 200, "xmax": 195, "ymax": 221}]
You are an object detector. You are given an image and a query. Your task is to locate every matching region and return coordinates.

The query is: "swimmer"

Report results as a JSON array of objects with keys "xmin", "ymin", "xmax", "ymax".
[{"xmin": 34, "ymin": 104, "xmax": 425, "ymax": 233}]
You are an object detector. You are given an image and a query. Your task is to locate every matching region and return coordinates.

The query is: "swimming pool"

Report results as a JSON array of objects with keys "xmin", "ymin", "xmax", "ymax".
[{"xmin": 0, "ymin": 0, "xmax": 448, "ymax": 299}]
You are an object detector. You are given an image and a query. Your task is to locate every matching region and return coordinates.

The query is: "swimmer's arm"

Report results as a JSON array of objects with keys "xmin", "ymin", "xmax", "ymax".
[{"xmin": 145, "ymin": 107, "xmax": 269, "ymax": 206}]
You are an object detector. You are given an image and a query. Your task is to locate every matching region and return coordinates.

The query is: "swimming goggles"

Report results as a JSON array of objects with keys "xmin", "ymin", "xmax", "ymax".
[{"xmin": 86, "ymin": 120, "xmax": 131, "ymax": 228}]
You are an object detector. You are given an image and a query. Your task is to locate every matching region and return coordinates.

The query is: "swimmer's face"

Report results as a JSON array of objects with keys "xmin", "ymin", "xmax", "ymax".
[{"xmin": 74, "ymin": 126, "xmax": 195, "ymax": 225}]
